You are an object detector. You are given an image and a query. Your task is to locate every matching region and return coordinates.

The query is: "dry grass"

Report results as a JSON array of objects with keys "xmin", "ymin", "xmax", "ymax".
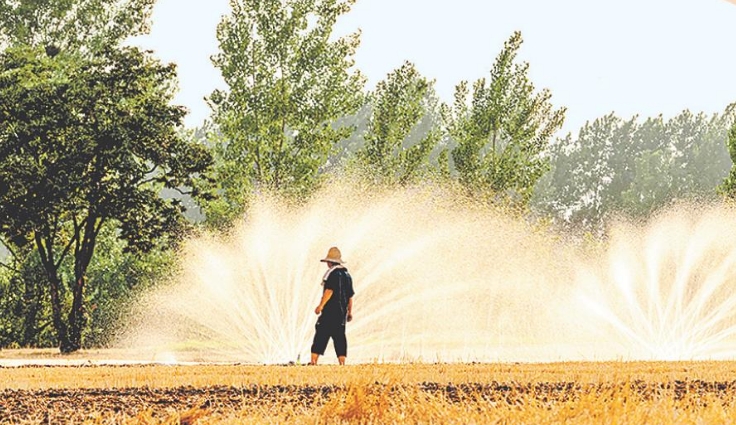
[
  {"xmin": 2, "ymin": 360, "xmax": 736, "ymax": 389},
  {"xmin": 2, "ymin": 359, "xmax": 736, "ymax": 424}
]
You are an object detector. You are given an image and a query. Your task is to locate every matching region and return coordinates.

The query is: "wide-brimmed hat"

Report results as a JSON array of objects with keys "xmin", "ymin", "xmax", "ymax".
[{"xmin": 320, "ymin": 246, "xmax": 345, "ymax": 264}]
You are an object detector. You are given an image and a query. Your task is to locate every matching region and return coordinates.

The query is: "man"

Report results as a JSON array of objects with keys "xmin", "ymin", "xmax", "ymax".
[{"xmin": 310, "ymin": 246, "xmax": 354, "ymax": 365}]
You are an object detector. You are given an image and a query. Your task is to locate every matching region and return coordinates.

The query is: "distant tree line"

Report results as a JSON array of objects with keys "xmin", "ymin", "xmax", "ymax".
[
  {"xmin": 0, "ymin": 0, "xmax": 735, "ymax": 352},
  {"xmin": 534, "ymin": 108, "xmax": 736, "ymax": 234}
]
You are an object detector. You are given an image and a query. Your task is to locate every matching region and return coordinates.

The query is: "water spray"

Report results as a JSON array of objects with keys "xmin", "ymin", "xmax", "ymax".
[{"xmin": 119, "ymin": 184, "xmax": 736, "ymax": 363}]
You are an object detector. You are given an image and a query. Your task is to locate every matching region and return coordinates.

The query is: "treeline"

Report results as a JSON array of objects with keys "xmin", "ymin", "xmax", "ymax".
[
  {"xmin": 0, "ymin": 0, "xmax": 735, "ymax": 352},
  {"xmin": 536, "ymin": 108, "xmax": 736, "ymax": 233}
]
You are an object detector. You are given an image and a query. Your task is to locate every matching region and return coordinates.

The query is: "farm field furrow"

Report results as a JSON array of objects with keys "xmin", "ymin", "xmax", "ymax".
[{"xmin": 2, "ymin": 361, "xmax": 736, "ymax": 424}]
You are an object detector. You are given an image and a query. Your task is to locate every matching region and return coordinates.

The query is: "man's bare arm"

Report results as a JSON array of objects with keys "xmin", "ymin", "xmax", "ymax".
[{"xmin": 315, "ymin": 289, "xmax": 333, "ymax": 314}]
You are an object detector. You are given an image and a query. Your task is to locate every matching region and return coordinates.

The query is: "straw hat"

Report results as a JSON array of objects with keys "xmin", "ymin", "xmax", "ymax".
[{"xmin": 320, "ymin": 246, "xmax": 345, "ymax": 264}]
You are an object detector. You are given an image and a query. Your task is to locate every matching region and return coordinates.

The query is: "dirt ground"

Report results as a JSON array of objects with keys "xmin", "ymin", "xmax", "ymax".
[
  {"xmin": 1, "ymin": 384, "xmax": 337, "ymax": 423},
  {"xmin": 3, "ymin": 374, "xmax": 736, "ymax": 423},
  {"xmin": 3, "ymin": 357, "xmax": 736, "ymax": 423}
]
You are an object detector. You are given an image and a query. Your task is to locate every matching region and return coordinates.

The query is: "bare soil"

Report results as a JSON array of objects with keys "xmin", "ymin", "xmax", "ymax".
[{"xmin": 2, "ymin": 368, "xmax": 736, "ymax": 423}]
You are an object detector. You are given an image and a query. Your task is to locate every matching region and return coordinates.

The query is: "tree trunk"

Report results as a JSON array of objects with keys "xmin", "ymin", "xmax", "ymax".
[
  {"xmin": 66, "ymin": 216, "xmax": 99, "ymax": 353},
  {"xmin": 36, "ymin": 232, "xmax": 74, "ymax": 353},
  {"xmin": 47, "ymin": 270, "xmax": 74, "ymax": 353},
  {"xmin": 21, "ymin": 278, "xmax": 40, "ymax": 346},
  {"xmin": 66, "ymin": 274, "xmax": 85, "ymax": 353}
]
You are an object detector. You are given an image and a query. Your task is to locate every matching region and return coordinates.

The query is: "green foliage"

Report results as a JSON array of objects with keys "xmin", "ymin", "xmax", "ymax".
[
  {"xmin": 352, "ymin": 61, "xmax": 443, "ymax": 186},
  {"xmin": 194, "ymin": 123, "xmax": 253, "ymax": 230},
  {"xmin": 536, "ymin": 106, "xmax": 735, "ymax": 233},
  {"xmin": 0, "ymin": 46, "xmax": 212, "ymax": 352},
  {"xmin": 0, "ymin": 0, "xmax": 155, "ymax": 52},
  {"xmin": 207, "ymin": 0, "xmax": 366, "ymax": 221},
  {"xmin": 0, "ymin": 46, "xmax": 211, "ymax": 252},
  {"xmin": 0, "ymin": 224, "xmax": 177, "ymax": 349},
  {"xmin": 0, "ymin": 250, "xmax": 56, "ymax": 348},
  {"xmin": 329, "ymin": 103, "xmax": 371, "ymax": 171},
  {"xmin": 718, "ymin": 119, "xmax": 736, "ymax": 198},
  {"xmin": 444, "ymin": 31, "xmax": 566, "ymax": 207},
  {"xmin": 82, "ymin": 223, "xmax": 177, "ymax": 348}
]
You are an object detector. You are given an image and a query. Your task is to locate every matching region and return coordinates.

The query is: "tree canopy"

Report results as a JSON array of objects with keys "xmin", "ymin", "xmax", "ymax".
[
  {"xmin": 353, "ymin": 61, "xmax": 443, "ymax": 186},
  {"xmin": 443, "ymin": 31, "xmax": 566, "ymax": 207},
  {"xmin": 535, "ymin": 107, "xmax": 735, "ymax": 233},
  {"xmin": 0, "ymin": 0, "xmax": 155, "ymax": 52},
  {"xmin": 719, "ymin": 119, "xmax": 736, "ymax": 199},
  {"xmin": 0, "ymin": 46, "xmax": 212, "ymax": 352},
  {"xmin": 206, "ymin": 0, "xmax": 365, "ymax": 222}
]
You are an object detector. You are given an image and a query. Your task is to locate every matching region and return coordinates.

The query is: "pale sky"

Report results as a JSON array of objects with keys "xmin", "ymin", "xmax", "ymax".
[{"xmin": 132, "ymin": 0, "xmax": 736, "ymax": 135}]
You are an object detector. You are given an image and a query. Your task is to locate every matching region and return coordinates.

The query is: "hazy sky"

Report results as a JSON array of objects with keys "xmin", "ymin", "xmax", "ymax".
[{"xmin": 132, "ymin": 0, "xmax": 736, "ymax": 135}]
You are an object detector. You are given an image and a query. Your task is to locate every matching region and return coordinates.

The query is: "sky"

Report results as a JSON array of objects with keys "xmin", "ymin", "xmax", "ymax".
[{"xmin": 132, "ymin": 0, "xmax": 736, "ymax": 136}]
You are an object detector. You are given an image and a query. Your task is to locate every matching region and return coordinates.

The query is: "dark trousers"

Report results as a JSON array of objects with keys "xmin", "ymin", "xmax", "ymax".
[{"xmin": 311, "ymin": 319, "xmax": 347, "ymax": 357}]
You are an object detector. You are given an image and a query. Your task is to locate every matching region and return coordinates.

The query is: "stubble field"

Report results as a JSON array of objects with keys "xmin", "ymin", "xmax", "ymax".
[{"xmin": 2, "ymin": 356, "xmax": 736, "ymax": 424}]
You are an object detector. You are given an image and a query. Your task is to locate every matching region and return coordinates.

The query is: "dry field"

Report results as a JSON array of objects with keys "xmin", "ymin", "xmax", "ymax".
[{"xmin": 2, "ymin": 355, "xmax": 736, "ymax": 424}]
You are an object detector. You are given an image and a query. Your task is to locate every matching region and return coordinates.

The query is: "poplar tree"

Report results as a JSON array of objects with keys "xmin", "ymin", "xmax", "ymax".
[
  {"xmin": 444, "ymin": 31, "xmax": 566, "ymax": 206},
  {"xmin": 0, "ymin": 0, "xmax": 155, "ymax": 52},
  {"xmin": 208, "ymin": 0, "xmax": 365, "ymax": 219},
  {"xmin": 354, "ymin": 61, "xmax": 442, "ymax": 186}
]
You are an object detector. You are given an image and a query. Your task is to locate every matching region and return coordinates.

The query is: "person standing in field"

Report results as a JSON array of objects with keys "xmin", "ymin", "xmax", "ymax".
[{"xmin": 310, "ymin": 246, "xmax": 354, "ymax": 365}]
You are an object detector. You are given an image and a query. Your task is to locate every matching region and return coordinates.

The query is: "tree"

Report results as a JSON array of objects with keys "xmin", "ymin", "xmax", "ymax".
[
  {"xmin": 81, "ymin": 222, "xmax": 178, "ymax": 348},
  {"xmin": 0, "ymin": 0, "xmax": 155, "ymax": 52},
  {"xmin": 444, "ymin": 31, "xmax": 566, "ymax": 206},
  {"xmin": 0, "ymin": 46, "xmax": 212, "ymax": 352},
  {"xmin": 0, "ymin": 221, "xmax": 175, "ymax": 349},
  {"xmin": 352, "ymin": 61, "xmax": 443, "ymax": 186},
  {"xmin": 719, "ymin": 118, "xmax": 736, "ymax": 198},
  {"xmin": 533, "ymin": 114, "xmax": 638, "ymax": 230},
  {"xmin": 535, "ymin": 107, "xmax": 735, "ymax": 233},
  {"xmin": 327, "ymin": 102, "xmax": 371, "ymax": 172},
  {"xmin": 208, "ymin": 0, "xmax": 365, "ymax": 218},
  {"xmin": 0, "ymin": 248, "xmax": 55, "ymax": 348}
]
